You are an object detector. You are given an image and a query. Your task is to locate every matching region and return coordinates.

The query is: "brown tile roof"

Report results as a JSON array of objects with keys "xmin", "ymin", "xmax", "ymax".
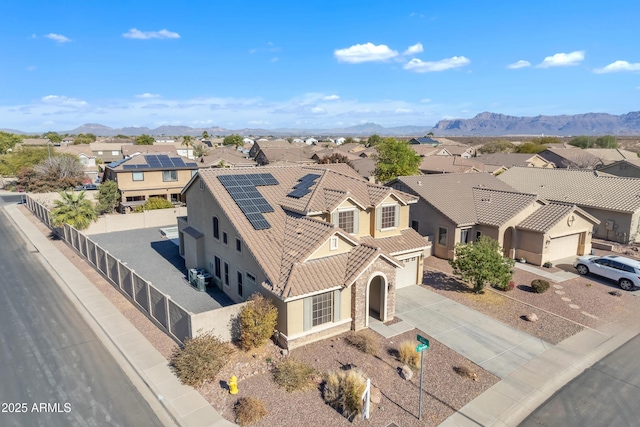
[
  {"xmin": 360, "ymin": 229, "xmax": 430, "ymax": 255},
  {"xmin": 258, "ymin": 147, "xmax": 316, "ymax": 164},
  {"xmin": 473, "ymin": 188, "xmax": 538, "ymax": 227},
  {"xmin": 517, "ymin": 203, "xmax": 599, "ymax": 233},
  {"xmin": 438, "ymin": 145, "xmax": 473, "ymax": 156},
  {"xmin": 498, "ymin": 167, "xmax": 640, "ymax": 213},
  {"xmin": 199, "ymin": 147, "xmax": 256, "ymax": 168},
  {"xmin": 194, "ymin": 164, "xmax": 419, "ymax": 300},
  {"xmin": 398, "ymin": 174, "xmax": 517, "ymax": 226},
  {"xmin": 122, "ymin": 145, "xmax": 177, "ymax": 156},
  {"xmin": 54, "ymin": 145, "xmax": 94, "ymax": 157},
  {"xmin": 410, "ymin": 145, "xmax": 441, "ymax": 157},
  {"xmin": 475, "ymin": 153, "xmax": 543, "ymax": 168},
  {"xmin": 583, "ymin": 148, "xmax": 638, "ymax": 164},
  {"xmin": 418, "ymin": 156, "xmax": 486, "ymax": 173}
]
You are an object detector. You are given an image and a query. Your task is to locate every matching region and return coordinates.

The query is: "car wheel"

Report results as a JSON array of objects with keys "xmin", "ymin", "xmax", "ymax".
[
  {"xmin": 576, "ymin": 264, "xmax": 589, "ymax": 275},
  {"xmin": 619, "ymin": 279, "xmax": 635, "ymax": 291}
]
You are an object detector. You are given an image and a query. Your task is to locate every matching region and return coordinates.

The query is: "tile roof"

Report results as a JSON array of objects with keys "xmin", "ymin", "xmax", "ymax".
[
  {"xmin": 398, "ymin": 174, "xmax": 517, "ymax": 226},
  {"xmin": 107, "ymin": 153, "xmax": 198, "ymax": 171},
  {"xmin": 360, "ymin": 229, "xmax": 430, "ymax": 255},
  {"xmin": 194, "ymin": 164, "xmax": 419, "ymax": 300},
  {"xmin": 473, "ymin": 188, "xmax": 538, "ymax": 227},
  {"xmin": 199, "ymin": 147, "xmax": 256, "ymax": 168},
  {"xmin": 583, "ymin": 148, "xmax": 638, "ymax": 163},
  {"xmin": 122, "ymin": 145, "xmax": 178, "ymax": 156},
  {"xmin": 418, "ymin": 156, "xmax": 486, "ymax": 173},
  {"xmin": 516, "ymin": 203, "xmax": 575, "ymax": 233},
  {"xmin": 498, "ymin": 167, "xmax": 640, "ymax": 213},
  {"xmin": 475, "ymin": 153, "xmax": 542, "ymax": 168}
]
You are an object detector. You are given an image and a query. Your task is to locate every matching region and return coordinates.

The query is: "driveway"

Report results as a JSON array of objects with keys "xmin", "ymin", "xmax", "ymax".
[{"xmin": 394, "ymin": 286, "xmax": 550, "ymax": 378}]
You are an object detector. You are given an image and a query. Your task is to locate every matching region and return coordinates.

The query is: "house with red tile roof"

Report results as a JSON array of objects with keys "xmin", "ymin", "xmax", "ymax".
[{"xmin": 178, "ymin": 163, "xmax": 430, "ymax": 348}]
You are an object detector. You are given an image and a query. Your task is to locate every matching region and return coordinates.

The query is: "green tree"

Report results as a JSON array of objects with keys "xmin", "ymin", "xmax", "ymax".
[
  {"xmin": 478, "ymin": 140, "xmax": 516, "ymax": 154},
  {"xmin": 427, "ymin": 131, "xmax": 435, "ymax": 137},
  {"xmin": 18, "ymin": 155, "xmax": 85, "ymax": 192},
  {"xmin": 595, "ymin": 135, "xmax": 617, "ymax": 148},
  {"xmin": 515, "ymin": 142, "xmax": 546, "ymax": 154},
  {"xmin": 344, "ymin": 136, "xmax": 356, "ymax": 145},
  {"xmin": 0, "ymin": 147, "xmax": 49, "ymax": 176},
  {"xmin": 449, "ymin": 236, "xmax": 515, "ymax": 293},
  {"xmin": 0, "ymin": 131, "xmax": 22, "ymax": 154},
  {"xmin": 531, "ymin": 136, "xmax": 561, "ymax": 145},
  {"xmin": 182, "ymin": 135, "xmax": 193, "ymax": 148},
  {"xmin": 367, "ymin": 134, "xmax": 383, "ymax": 147},
  {"xmin": 134, "ymin": 197, "xmax": 174, "ymax": 212},
  {"xmin": 202, "ymin": 130, "xmax": 210, "ymax": 140},
  {"xmin": 45, "ymin": 132, "xmax": 62, "ymax": 144},
  {"xmin": 73, "ymin": 133, "xmax": 96, "ymax": 145},
  {"xmin": 51, "ymin": 190, "xmax": 97, "ymax": 230},
  {"xmin": 135, "ymin": 134, "xmax": 154, "ymax": 145},
  {"xmin": 569, "ymin": 136, "xmax": 590, "ymax": 149},
  {"xmin": 374, "ymin": 138, "xmax": 421, "ymax": 182},
  {"xmin": 192, "ymin": 143, "xmax": 209, "ymax": 159},
  {"xmin": 223, "ymin": 134, "xmax": 243, "ymax": 147},
  {"xmin": 95, "ymin": 180, "xmax": 120, "ymax": 214},
  {"xmin": 318, "ymin": 153, "xmax": 354, "ymax": 168}
]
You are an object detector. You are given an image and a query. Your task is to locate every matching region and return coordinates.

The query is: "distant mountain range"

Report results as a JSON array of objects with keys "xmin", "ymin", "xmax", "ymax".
[{"xmin": 4, "ymin": 111, "xmax": 640, "ymax": 136}]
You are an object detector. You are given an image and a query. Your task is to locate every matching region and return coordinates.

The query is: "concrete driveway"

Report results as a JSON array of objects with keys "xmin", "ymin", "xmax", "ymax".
[{"xmin": 395, "ymin": 286, "xmax": 550, "ymax": 378}]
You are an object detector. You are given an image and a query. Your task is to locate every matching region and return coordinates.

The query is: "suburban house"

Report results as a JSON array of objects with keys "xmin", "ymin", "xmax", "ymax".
[
  {"xmin": 155, "ymin": 136, "xmax": 176, "ymax": 143},
  {"xmin": 597, "ymin": 159, "xmax": 640, "ymax": 178},
  {"xmin": 254, "ymin": 147, "xmax": 316, "ymax": 166},
  {"xmin": 198, "ymin": 147, "xmax": 257, "ymax": 168},
  {"xmin": 178, "ymin": 164, "xmax": 430, "ymax": 348},
  {"xmin": 418, "ymin": 156, "xmax": 500, "ymax": 174},
  {"xmin": 474, "ymin": 153, "xmax": 555, "ymax": 169},
  {"xmin": 498, "ymin": 167, "xmax": 640, "ymax": 243},
  {"xmin": 391, "ymin": 173, "xmax": 598, "ymax": 265},
  {"xmin": 102, "ymin": 153, "xmax": 198, "ymax": 211},
  {"xmin": 61, "ymin": 136, "xmax": 75, "ymax": 145},
  {"xmin": 248, "ymin": 139, "xmax": 292, "ymax": 158},
  {"xmin": 53, "ymin": 144, "xmax": 99, "ymax": 183},
  {"xmin": 90, "ymin": 142, "xmax": 133, "ymax": 163},
  {"xmin": 434, "ymin": 145, "xmax": 476, "ymax": 158},
  {"xmin": 583, "ymin": 148, "xmax": 638, "ymax": 165},
  {"xmin": 122, "ymin": 144, "xmax": 178, "ymax": 158},
  {"xmin": 408, "ymin": 137, "xmax": 439, "ymax": 145},
  {"xmin": 538, "ymin": 147, "xmax": 604, "ymax": 169}
]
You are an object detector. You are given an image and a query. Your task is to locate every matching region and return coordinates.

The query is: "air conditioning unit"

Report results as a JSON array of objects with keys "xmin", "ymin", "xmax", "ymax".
[{"xmin": 605, "ymin": 220, "xmax": 615, "ymax": 231}]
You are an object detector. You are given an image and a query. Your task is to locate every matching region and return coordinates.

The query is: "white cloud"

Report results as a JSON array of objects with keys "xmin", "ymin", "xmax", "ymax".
[
  {"xmin": 507, "ymin": 60, "xmax": 531, "ymax": 69},
  {"xmin": 403, "ymin": 43, "xmax": 424, "ymax": 55},
  {"xmin": 322, "ymin": 95, "xmax": 340, "ymax": 101},
  {"xmin": 334, "ymin": 42, "xmax": 398, "ymax": 63},
  {"xmin": 44, "ymin": 33, "xmax": 71, "ymax": 43},
  {"xmin": 122, "ymin": 28, "xmax": 180, "ymax": 40},
  {"xmin": 41, "ymin": 95, "xmax": 88, "ymax": 107},
  {"xmin": 593, "ymin": 60, "xmax": 640, "ymax": 74},
  {"xmin": 311, "ymin": 107, "xmax": 326, "ymax": 114},
  {"xmin": 537, "ymin": 51, "xmax": 584, "ymax": 68},
  {"xmin": 403, "ymin": 56, "xmax": 470, "ymax": 72},
  {"xmin": 135, "ymin": 93, "xmax": 160, "ymax": 98},
  {"xmin": 395, "ymin": 108, "xmax": 412, "ymax": 113}
]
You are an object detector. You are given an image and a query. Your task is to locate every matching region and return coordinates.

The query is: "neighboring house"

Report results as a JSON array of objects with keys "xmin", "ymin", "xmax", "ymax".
[
  {"xmin": 155, "ymin": 136, "xmax": 176, "ymax": 143},
  {"xmin": 583, "ymin": 148, "xmax": 639, "ymax": 165},
  {"xmin": 254, "ymin": 147, "xmax": 316, "ymax": 166},
  {"xmin": 122, "ymin": 144, "xmax": 178, "ymax": 158},
  {"xmin": 351, "ymin": 158, "xmax": 377, "ymax": 181},
  {"xmin": 305, "ymin": 138, "xmax": 318, "ymax": 145},
  {"xmin": 335, "ymin": 137, "xmax": 346, "ymax": 145},
  {"xmin": 198, "ymin": 147, "xmax": 257, "ymax": 168},
  {"xmin": 103, "ymin": 154, "xmax": 198, "ymax": 211},
  {"xmin": 498, "ymin": 167, "xmax": 640, "ymax": 243},
  {"xmin": 53, "ymin": 145, "xmax": 99, "ymax": 182},
  {"xmin": 61, "ymin": 136, "xmax": 75, "ymax": 145},
  {"xmin": 248, "ymin": 139, "xmax": 291, "ymax": 158},
  {"xmin": 475, "ymin": 153, "xmax": 555, "ymax": 169},
  {"xmin": 538, "ymin": 147, "xmax": 604, "ymax": 169},
  {"xmin": 408, "ymin": 137, "xmax": 439, "ymax": 145},
  {"xmin": 201, "ymin": 139, "xmax": 224, "ymax": 148},
  {"xmin": 178, "ymin": 164, "xmax": 430, "ymax": 349},
  {"xmin": 392, "ymin": 174, "xmax": 598, "ymax": 265},
  {"xmin": 21, "ymin": 138, "xmax": 51, "ymax": 147},
  {"xmin": 597, "ymin": 159, "xmax": 640, "ymax": 178},
  {"xmin": 434, "ymin": 145, "xmax": 476, "ymax": 158},
  {"xmin": 418, "ymin": 156, "xmax": 495, "ymax": 174},
  {"xmin": 90, "ymin": 142, "xmax": 133, "ymax": 163},
  {"xmin": 242, "ymin": 137, "xmax": 255, "ymax": 145}
]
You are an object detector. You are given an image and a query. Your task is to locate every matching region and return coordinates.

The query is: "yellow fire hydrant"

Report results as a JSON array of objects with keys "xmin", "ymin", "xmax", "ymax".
[{"xmin": 229, "ymin": 375, "xmax": 238, "ymax": 395}]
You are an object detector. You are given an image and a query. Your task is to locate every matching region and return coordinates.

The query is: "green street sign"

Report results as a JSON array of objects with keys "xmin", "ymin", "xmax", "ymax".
[
  {"xmin": 416, "ymin": 343, "xmax": 429, "ymax": 352},
  {"xmin": 417, "ymin": 334, "xmax": 429, "ymax": 345}
]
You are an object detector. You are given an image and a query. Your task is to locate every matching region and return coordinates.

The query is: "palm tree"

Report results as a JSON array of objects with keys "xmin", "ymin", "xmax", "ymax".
[
  {"xmin": 51, "ymin": 190, "xmax": 97, "ymax": 230},
  {"xmin": 182, "ymin": 135, "xmax": 193, "ymax": 147},
  {"xmin": 202, "ymin": 130, "xmax": 210, "ymax": 140}
]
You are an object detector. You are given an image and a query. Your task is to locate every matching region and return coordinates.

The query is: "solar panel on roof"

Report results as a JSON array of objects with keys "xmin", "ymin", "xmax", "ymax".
[
  {"xmin": 287, "ymin": 173, "xmax": 320, "ymax": 198},
  {"xmin": 217, "ymin": 173, "xmax": 279, "ymax": 230},
  {"xmin": 108, "ymin": 158, "xmax": 129, "ymax": 168},
  {"xmin": 288, "ymin": 188, "xmax": 311, "ymax": 199}
]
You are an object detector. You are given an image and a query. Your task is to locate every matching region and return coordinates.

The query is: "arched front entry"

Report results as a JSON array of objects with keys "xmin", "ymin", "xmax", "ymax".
[
  {"xmin": 503, "ymin": 227, "xmax": 515, "ymax": 259},
  {"xmin": 366, "ymin": 274, "xmax": 387, "ymax": 327}
]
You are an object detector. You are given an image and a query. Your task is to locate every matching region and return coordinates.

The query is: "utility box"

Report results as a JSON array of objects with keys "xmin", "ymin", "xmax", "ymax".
[{"xmin": 605, "ymin": 220, "xmax": 615, "ymax": 231}]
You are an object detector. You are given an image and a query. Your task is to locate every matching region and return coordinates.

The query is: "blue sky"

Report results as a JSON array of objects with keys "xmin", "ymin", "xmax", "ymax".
[{"xmin": 1, "ymin": 0, "xmax": 639, "ymax": 132}]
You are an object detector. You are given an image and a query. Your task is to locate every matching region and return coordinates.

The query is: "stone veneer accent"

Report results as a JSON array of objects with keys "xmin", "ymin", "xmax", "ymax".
[{"xmin": 351, "ymin": 257, "xmax": 397, "ymax": 331}]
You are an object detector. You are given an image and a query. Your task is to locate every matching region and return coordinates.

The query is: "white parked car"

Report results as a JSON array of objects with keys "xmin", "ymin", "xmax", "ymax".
[{"xmin": 573, "ymin": 255, "xmax": 640, "ymax": 291}]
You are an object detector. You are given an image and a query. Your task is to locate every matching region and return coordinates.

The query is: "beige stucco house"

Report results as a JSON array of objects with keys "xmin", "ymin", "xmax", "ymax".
[
  {"xmin": 392, "ymin": 174, "xmax": 599, "ymax": 266},
  {"xmin": 103, "ymin": 153, "xmax": 198, "ymax": 211},
  {"xmin": 178, "ymin": 164, "xmax": 430, "ymax": 349}
]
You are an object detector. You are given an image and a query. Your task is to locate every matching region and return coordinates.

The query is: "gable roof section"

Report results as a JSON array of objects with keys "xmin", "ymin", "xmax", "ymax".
[
  {"xmin": 398, "ymin": 174, "xmax": 517, "ymax": 226},
  {"xmin": 475, "ymin": 153, "xmax": 543, "ymax": 168},
  {"xmin": 517, "ymin": 203, "xmax": 600, "ymax": 233},
  {"xmin": 498, "ymin": 167, "xmax": 640, "ymax": 213},
  {"xmin": 360, "ymin": 229, "xmax": 429, "ymax": 255},
  {"xmin": 473, "ymin": 188, "xmax": 538, "ymax": 227},
  {"xmin": 418, "ymin": 156, "xmax": 485, "ymax": 173}
]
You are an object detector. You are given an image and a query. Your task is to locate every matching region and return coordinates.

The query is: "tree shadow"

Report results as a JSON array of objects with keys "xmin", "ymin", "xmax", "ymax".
[
  {"xmin": 517, "ymin": 284, "xmax": 535, "ymax": 293},
  {"xmin": 423, "ymin": 270, "xmax": 474, "ymax": 294}
]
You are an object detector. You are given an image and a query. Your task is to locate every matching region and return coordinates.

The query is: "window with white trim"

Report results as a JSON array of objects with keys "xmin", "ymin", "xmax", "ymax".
[
  {"xmin": 132, "ymin": 172, "xmax": 144, "ymax": 181},
  {"xmin": 163, "ymin": 170, "xmax": 178, "ymax": 182},
  {"xmin": 111, "ymin": 150, "xmax": 119, "ymax": 156},
  {"xmin": 330, "ymin": 236, "xmax": 338, "ymax": 251},
  {"xmin": 312, "ymin": 292, "xmax": 333, "ymax": 326},
  {"xmin": 338, "ymin": 210, "xmax": 355, "ymax": 233},
  {"xmin": 223, "ymin": 262, "xmax": 229, "ymax": 287},
  {"xmin": 381, "ymin": 205, "xmax": 397, "ymax": 229}
]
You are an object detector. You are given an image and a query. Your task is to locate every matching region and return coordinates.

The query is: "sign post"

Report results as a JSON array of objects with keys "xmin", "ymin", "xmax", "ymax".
[{"xmin": 416, "ymin": 334, "xmax": 430, "ymax": 421}]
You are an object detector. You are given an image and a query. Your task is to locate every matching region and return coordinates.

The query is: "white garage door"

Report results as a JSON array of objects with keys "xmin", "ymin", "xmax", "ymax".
[
  {"xmin": 396, "ymin": 257, "xmax": 418, "ymax": 288},
  {"xmin": 547, "ymin": 234, "xmax": 580, "ymax": 261}
]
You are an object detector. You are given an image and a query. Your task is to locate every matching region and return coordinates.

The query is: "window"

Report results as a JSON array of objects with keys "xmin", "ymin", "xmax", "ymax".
[
  {"xmin": 381, "ymin": 205, "xmax": 397, "ymax": 229},
  {"xmin": 312, "ymin": 292, "xmax": 333, "ymax": 327},
  {"xmin": 338, "ymin": 210, "xmax": 355, "ymax": 233},
  {"xmin": 191, "ymin": 169, "xmax": 198, "ymax": 177},
  {"xmin": 199, "ymin": 180, "xmax": 204, "ymax": 191},
  {"xmin": 236, "ymin": 238, "xmax": 242, "ymax": 253},
  {"xmin": 460, "ymin": 229, "xmax": 470, "ymax": 244},
  {"xmin": 222, "ymin": 231, "xmax": 228, "ymax": 245},
  {"xmin": 330, "ymin": 236, "xmax": 338, "ymax": 251},
  {"xmin": 213, "ymin": 217, "xmax": 219, "ymax": 240},
  {"xmin": 246, "ymin": 272, "xmax": 256, "ymax": 287},
  {"xmin": 170, "ymin": 193, "xmax": 179, "ymax": 203},
  {"xmin": 438, "ymin": 227, "xmax": 447, "ymax": 246},
  {"xmin": 98, "ymin": 151, "xmax": 103, "ymax": 155},
  {"xmin": 411, "ymin": 220, "xmax": 419, "ymax": 232},
  {"xmin": 223, "ymin": 262, "xmax": 229, "ymax": 286},
  {"xmin": 163, "ymin": 170, "xmax": 178, "ymax": 182},
  {"xmin": 132, "ymin": 172, "xmax": 144, "ymax": 181},
  {"xmin": 476, "ymin": 231, "xmax": 482, "ymax": 241},
  {"xmin": 214, "ymin": 256, "xmax": 221, "ymax": 279},
  {"xmin": 237, "ymin": 271, "xmax": 243, "ymax": 297},
  {"xmin": 111, "ymin": 150, "xmax": 119, "ymax": 156}
]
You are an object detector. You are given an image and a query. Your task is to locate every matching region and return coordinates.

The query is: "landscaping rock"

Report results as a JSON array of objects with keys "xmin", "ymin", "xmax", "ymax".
[
  {"xmin": 370, "ymin": 385, "xmax": 381, "ymax": 404},
  {"xmin": 525, "ymin": 313, "xmax": 539, "ymax": 322},
  {"xmin": 281, "ymin": 349, "xmax": 289, "ymax": 356},
  {"xmin": 400, "ymin": 365, "xmax": 413, "ymax": 381}
]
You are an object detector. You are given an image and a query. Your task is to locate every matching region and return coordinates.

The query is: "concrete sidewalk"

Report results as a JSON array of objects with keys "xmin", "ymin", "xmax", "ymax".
[{"xmin": 4, "ymin": 203, "xmax": 234, "ymax": 427}]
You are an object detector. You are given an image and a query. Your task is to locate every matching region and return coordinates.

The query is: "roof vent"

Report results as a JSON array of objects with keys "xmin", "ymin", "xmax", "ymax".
[
  {"xmin": 417, "ymin": 181, "xmax": 422, "ymax": 186},
  {"xmin": 295, "ymin": 227, "xmax": 303, "ymax": 235},
  {"xmin": 481, "ymin": 198, "xmax": 491, "ymax": 202}
]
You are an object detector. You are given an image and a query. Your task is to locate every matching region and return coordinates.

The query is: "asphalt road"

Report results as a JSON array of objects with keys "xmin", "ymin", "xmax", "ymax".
[
  {"xmin": 0, "ymin": 198, "xmax": 166, "ymax": 426},
  {"xmin": 520, "ymin": 332, "xmax": 640, "ymax": 427}
]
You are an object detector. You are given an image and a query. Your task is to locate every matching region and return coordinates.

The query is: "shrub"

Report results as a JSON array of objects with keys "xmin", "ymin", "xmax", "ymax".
[
  {"xmin": 492, "ymin": 280, "xmax": 515, "ymax": 291},
  {"xmin": 323, "ymin": 369, "xmax": 367, "ymax": 421},
  {"xmin": 239, "ymin": 293, "xmax": 278, "ymax": 351},
  {"xmin": 170, "ymin": 331, "xmax": 233, "ymax": 387},
  {"xmin": 398, "ymin": 341, "xmax": 420, "ymax": 367},
  {"xmin": 273, "ymin": 358, "xmax": 317, "ymax": 392},
  {"xmin": 344, "ymin": 330, "xmax": 380, "ymax": 356},
  {"xmin": 234, "ymin": 397, "xmax": 268, "ymax": 426},
  {"xmin": 134, "ymin": 197, "xmax": 174, "ymax": 212},
  {"xmin": 543, "ymin": 261, "xmax": 553, "ymax": 268},
  {"xmin": 453, "ymin": 366, "xmax": 478, "ymax": 381},
  {"xmin": 531, "ymin": 279, "xmax": 550, "ymax": 294}
]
